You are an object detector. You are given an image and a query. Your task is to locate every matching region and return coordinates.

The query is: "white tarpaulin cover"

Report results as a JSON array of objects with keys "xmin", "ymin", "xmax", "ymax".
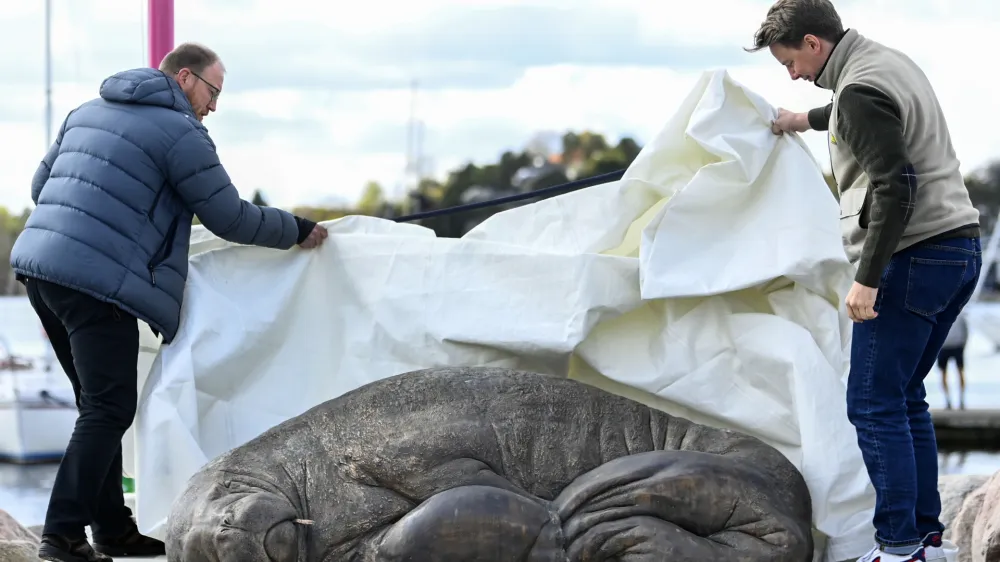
[{"xmin": 129, "ymin": 69, "xmax": 876, "ymax": 561}]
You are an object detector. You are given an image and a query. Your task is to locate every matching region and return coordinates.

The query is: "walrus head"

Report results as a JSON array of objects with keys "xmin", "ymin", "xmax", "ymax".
[{"xmin": 165, "ymin": 470, "xmax": 304, "ymax": 562}]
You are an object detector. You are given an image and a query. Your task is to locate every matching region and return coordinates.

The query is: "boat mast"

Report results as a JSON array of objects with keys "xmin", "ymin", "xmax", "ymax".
[
  {"xmin": 44, "ymin": 0, "xmax": 52, "ymax": 148},
  {"xmin": 43, "ymin": 1, "xmax": 173, "ymax": 147}
]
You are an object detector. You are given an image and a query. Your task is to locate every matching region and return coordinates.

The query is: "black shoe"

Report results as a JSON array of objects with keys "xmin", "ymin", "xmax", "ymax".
[
  {"xmin": 92, "ymin": 521, "xmax": 165, "ymax": 557},
  {"xmin": 38, "ymin": 534, "xmax": 113, "ymax": 562}
]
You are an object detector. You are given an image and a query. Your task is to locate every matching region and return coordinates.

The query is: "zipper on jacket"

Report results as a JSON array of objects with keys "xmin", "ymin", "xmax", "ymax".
[
  {"xmin": 148, "ymin": 217, "xmax": 180, "ymax": 287},
  {"xmin": 148, "ymin": 182, "xmax": 166, "ymax": 219},
  {"xmin": 828, "ymin": 93, "xmax": 838, "ymax": 190},
  {"xmin": 146, "ymin": 183, "xmax": 168, "ymax": 287}
]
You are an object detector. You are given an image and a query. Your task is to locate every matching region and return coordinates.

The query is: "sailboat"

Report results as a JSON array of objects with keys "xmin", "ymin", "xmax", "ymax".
[
  {"xmin": 0, "ymin": 0, "xmax": 83, "ymax": 464},
  {"xmin": 0, "ymin": 296, "xmax": 78, "ymax": 464}
]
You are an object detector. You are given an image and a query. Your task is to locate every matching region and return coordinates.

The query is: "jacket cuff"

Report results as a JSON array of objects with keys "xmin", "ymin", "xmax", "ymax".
[
  {"xmin": 807, "ymin": 107, "xmax": 830, "ymax": 131},
  {"xmin": 854, "ymin": 261, "xmax": 883, "ymax": 290},
  {"xmin": 294, "ymin": 216, "xmax": 316, "ymax": 245}
]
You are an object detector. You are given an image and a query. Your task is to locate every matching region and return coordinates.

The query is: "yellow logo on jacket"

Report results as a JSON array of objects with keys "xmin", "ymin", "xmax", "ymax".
[{"xmin": 830, "ymin": 132, "xmax": 837, "ymax": 145}]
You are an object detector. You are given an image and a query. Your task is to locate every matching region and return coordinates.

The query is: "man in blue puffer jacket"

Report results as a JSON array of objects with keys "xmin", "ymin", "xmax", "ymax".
[{"xmin": 9, "ymin": 43, "xmax": 328, "ymax": 562}]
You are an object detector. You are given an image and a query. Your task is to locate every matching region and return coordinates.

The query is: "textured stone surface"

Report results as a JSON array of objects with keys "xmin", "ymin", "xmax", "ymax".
[
  {"xmin": 939, "ymin": 474, "xmax": 991, "ymax": 540},
  {"xmin": 970, "ymin": 470, "xmax": 1000, "ymax": 562},
  {"xmin": 0, "ymin": 509, "xmax": 40, "ymax": 562},
  {"xmin": 0, "ymin": 540, "xmax": 40, "ymax": 562},
  {"xmin": 166, "ymin": 367, "xmax": 815, "ymax": 561},
  {"xmin": 952, "ymin": 479, "xmax": 988, "ymax": 562},
  {"xmin": 0, "ymin": 508, "xmax": 38, "ymax": 543}
]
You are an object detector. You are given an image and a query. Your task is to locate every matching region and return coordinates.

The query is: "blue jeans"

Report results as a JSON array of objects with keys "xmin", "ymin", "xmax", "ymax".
[{"xmin": 847, "ymin": 236, "xmax": 981, "ymax": 554}]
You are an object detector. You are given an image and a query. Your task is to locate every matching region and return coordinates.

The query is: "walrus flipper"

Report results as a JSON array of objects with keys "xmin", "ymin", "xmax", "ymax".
[
  {"xmin": 554, "ymin": 450, "xmax": 813, "ymax": 561},
  {"xmin": 374, "ymin": 485, "xmax": 564, "ymax": 562},
  {"xmin": 370, "ymin": 449, "xmax": 812, "ymax": 562}
]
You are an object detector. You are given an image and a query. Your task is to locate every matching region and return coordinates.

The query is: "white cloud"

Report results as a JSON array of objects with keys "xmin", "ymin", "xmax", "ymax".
[{"xmin": 0, "ymin": 0, "xmax": 997, "ymax": 215}]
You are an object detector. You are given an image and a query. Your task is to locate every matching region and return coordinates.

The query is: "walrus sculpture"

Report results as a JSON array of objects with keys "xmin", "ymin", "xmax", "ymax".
[{"xmin": 166, "ymin": 367, "xmax": 814, "ymax": 561}]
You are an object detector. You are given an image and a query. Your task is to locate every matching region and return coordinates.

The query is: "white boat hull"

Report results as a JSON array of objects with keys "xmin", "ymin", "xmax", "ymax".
[
  {"xmin": 0, "ymin": 401, "xmax": 77, "ymax": 464},
  {"xmin": 1, "ymin": 296, "xmax": 77, "ymax": 464}
]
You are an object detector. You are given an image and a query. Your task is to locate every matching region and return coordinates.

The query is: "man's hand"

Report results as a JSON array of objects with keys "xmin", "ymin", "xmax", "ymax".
[
  {"xmin": 298, "ymin": 224, "xmax": 328, "ymax": 249},
  {"xmin": 771, "ymin": 108, "xmax": 810, "ymax": 135},
  {"xmin": 845, "ymin": 282, "xmax": 878, "ymax": 322}
]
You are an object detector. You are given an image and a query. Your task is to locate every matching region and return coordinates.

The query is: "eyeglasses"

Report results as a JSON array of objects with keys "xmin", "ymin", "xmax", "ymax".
[{"xmin": 187, "ymin": 70, "xmax": 221, "ymax": 103}]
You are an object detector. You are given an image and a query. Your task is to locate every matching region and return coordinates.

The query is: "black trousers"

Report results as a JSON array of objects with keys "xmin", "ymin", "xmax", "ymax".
[{"xmin": 24, "ymin": 277, "xmax": 138, "ymax": 540}]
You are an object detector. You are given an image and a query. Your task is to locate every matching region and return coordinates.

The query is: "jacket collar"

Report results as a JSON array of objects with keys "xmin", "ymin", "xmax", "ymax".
[{"xmin": 815, "ymin": 28, "xmax": 862, "ymax": 91}]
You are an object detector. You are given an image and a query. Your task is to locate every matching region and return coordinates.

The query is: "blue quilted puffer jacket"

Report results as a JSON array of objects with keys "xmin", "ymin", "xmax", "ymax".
[{"xmin": 10, "ymin": 68, "xmax": 304, "ymax": 343}]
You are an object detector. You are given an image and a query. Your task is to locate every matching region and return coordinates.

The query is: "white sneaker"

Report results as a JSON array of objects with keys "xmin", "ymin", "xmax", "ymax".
[
  {"xmin": 924, "ymin": 539, "xmax": 958, "ymax": 562},
  {"xmin": 856, "ymin": 544, "xmax": 926, "ymax": 562}
]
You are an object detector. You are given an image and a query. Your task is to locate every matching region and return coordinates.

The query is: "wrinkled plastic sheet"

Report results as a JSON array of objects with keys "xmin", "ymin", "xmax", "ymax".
[{"xmin": 128, "ymin": 69, "xmax": 876, "ymax": 561}]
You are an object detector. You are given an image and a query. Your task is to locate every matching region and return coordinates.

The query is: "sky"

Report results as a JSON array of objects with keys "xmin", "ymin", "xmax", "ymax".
[{"xmin": 0, "ymin": 0, "xmax": 997, "ymax": 213}]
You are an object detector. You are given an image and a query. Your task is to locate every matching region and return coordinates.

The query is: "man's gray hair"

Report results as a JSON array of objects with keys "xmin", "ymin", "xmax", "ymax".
[
  {"xmin": 158, "ymin": 42, "xmax": 224, "ymax": 75},
  {"xmin": 745, "ymin": 0, "xmax": 845, "ymax": 52}
]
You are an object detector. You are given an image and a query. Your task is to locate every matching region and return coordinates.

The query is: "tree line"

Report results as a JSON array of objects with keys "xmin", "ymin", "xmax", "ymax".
[
  {"xmin": 287, "ymin": 130, "xmax": 643, "ymax": 238},
  {"xmin": 3, "ymin": 131, "xmax": 1000, "ymax": 295}
]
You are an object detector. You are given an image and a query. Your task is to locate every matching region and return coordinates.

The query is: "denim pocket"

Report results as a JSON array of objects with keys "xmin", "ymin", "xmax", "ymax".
[{"xmin": 904, "ymin": 257, "xmax": 968, "ymax": 317}]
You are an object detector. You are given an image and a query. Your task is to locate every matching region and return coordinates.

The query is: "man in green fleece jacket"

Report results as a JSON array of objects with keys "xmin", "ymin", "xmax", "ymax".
[{"xmin": 749, "ymin": 1, "xmax": 981, "ymax": 562}]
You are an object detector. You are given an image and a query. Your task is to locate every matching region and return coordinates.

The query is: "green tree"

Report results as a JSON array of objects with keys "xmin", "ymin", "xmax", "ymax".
[
  {"xmin": 966, "ymin": 161, "xmax": 1000, "ymax": 210},
  {"xmin": 563, "ymin": 131, "xmax": 609, "ymax": 162},
  {"xmin": 405, "ymin": 129, "xmax": 645, "ymax": 238},
  {"xmin": 582, "ymin": 148, "xmax": 625, "ymax": 177},
  {"xmin": 416, "ymin": 178, "xmax": 445, "ymax": 202},
  {"xmin": 357, "ymin": 181, "xmax": 386, "ymax": 215},
  {"xmin": 527, "ymin": 167, "xmax": 571, "ymax": 199},
  {"xmin": 616, "ymin": 137, "xmax": 642, "ymax": 162},
  {"xmin": 0, "ymin": 206, "xmax": 30, "ymax": 295}
]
